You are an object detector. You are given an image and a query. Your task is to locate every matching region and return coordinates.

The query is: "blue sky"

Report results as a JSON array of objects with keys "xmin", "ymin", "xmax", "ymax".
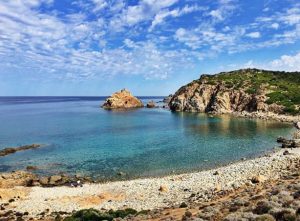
[{"xmin": 0, "ymin": 0, "xmax": 300, "ymax": 96}]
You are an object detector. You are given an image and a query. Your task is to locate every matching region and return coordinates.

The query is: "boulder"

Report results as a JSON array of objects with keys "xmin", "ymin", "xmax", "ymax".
[
  {"xmin": 146, "ymin": 101, "xmax": 156, "ymax": 108},
  {"xmin": 49, "ymin": 175, "xmax": 62, "ymax": 185},
  {"xmin": 283, "ymin": 150, "xmax": 290, "ymax": 155},
  {"xmin": 39, "ymin": 177, "xmax": 49, "ymax": 186},
  {"xmin": 281, "ymin": 139, "xmax": 300, "ymax": 148},
  {"xmin": 277, "ymin": 137, "xmax": 286, "ymax": 143},
  {"xmin": 0, "ymin": 171, "xmax": 38, "ymax": 188},
  {"xmin": 102, "ymin": 89, "xmax": 144, "ymax": 109}
]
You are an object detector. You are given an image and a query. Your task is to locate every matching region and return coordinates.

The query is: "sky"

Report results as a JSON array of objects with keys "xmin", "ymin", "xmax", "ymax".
[{"xmin": 0, "ymin": 0, "xmax": 300, "ymax": 96}]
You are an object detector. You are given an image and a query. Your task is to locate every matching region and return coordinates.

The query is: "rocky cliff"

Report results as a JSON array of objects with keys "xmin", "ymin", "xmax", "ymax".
[
  {"xmin": 169, "ymin": 69, "xmax": 300, "ymax": 115},
  {"xmin": 102, "ymin": 89, "xmax": 144, "ymax": 109}
]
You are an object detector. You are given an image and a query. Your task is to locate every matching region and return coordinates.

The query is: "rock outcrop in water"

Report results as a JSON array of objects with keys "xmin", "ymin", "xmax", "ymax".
[
  {"xmin": 0, "ymin": 144, "xmax": 41, "ymax": 157},
  {"xmin": 102, "ymin": 89, "xmax": 144, "ymax": 109},
  {"xmin": 146, "ymin": 101, "xmax": 156, "ymax": 108},
  {"xmin": 169, "ymin": 69, "xmax": 300, "ymax": 115}
]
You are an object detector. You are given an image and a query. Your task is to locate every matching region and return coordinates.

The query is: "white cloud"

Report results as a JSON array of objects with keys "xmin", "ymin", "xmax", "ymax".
[
  {"xmin": 0, "ymin": 0, "xmax": 198, "ymax": 80},
  {"xmin": 109, "ymin": 0, "xmax": 179, "ymax": 31},
  {"xmin": 149, "ymin": 5, "xmax": 203, "ymax": 31},
  {"xmin": 92, "ymin": 0, "xmax": 108, "ymax": 12},
  {"xmin": 123, "ymin": 38, "xmax": 136, "ymax": 48},
  {"xmin": 233, "ymin": 52, "xmax": 300, "ymax": 72},
  {"xmin": 268, "ymin": 52, "xmax": 300, "ymax": 71},
  {"xmin": 271, "ymin": 23, "xmax": 279, "ymax": 29},
  {"xmin": 209, "ymin": 10, "xmax": 223, "ymax": 20},
  {"xmin": 246, "ymin": 32, "xmax": 261, "ymax": 38},
  {"xmin": 174, "ymin": 24, "xmax": 242, "ymax": 52}
]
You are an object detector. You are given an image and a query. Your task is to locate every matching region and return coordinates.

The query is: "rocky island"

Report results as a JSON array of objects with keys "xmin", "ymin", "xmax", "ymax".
[
  {"xmin": 169, "ymin": 69, "xmax": 300, "ymax": 120},
  {"xmin": 102, "ymin": 89, "xmax": 144, "ymax": 109}
]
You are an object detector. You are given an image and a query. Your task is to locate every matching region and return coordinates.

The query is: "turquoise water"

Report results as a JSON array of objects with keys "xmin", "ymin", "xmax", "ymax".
[{"xmin": 0, "ymin": 97, "xmax": 293, "ymax": 180}]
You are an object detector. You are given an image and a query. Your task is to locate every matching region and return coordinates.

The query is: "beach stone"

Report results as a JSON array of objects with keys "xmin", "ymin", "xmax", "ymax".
[
  {"xmin": 213, "ymin": 171, "xmax": 219, "ymax": 175},
  {"xmin": 179, "ymin": 202, "xmax": 188, "ymax": 208},
  {"xmin": 283, "ymin": 150, "xmax": 290, "ymax": 155},
  {"xmin": 159, "ymin": 185, "xmax": 168, "ymax": 192},
  {"xmin": 251, "ymin": 175, "xmax": 266, "ymax": 184}
]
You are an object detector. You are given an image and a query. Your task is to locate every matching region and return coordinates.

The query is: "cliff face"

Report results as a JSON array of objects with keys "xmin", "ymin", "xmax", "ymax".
[
  {"xmin": 169, "ymin": 69, "xmax": 300, "ymax": 115},
  {"xmin": 102, "ymin": 89, "xmax": 144, "ymax": 109},
  {"xmin": 169, "ymin": 82, "xmax": 270, "ymax": 113}
]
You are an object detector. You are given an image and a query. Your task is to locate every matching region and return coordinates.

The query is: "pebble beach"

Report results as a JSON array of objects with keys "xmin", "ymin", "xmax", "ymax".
[{"xmin": 1, "ymin": 147, "xmax": 300, "ymax": 220}]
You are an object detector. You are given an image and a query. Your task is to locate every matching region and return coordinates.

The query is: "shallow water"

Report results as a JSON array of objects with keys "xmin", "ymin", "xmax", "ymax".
[{"xmin": 0, "ymin": 97, "xmax": 293, "ymax": 180}]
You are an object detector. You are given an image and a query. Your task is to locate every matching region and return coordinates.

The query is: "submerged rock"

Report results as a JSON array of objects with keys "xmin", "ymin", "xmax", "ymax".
[
  {"xmin": 26, "ymin": 166, "xmax": 38, "ymax": 171},
  {"xmin": 102, "ymin": 89, "xmax": 144, "ymax": 109}
]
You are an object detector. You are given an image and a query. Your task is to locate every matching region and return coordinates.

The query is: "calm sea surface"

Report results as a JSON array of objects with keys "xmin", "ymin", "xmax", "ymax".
[{"xmin": 0, "ymin": 97, "xmax": 293, "ymax": 180}]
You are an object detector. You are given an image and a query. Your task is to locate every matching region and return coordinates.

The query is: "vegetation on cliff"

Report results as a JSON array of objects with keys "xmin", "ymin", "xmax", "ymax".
[
  {"xmin": 170, "ymin": 69, "xmax": 300, "ymax": 115},
  {"xmin": 205, "ymin": 69, "xmax": 300, "ymax": 114}
]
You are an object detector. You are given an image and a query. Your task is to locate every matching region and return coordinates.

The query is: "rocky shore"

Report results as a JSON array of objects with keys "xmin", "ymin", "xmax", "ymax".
[
  {"xmin": 1, "ymin": 147, "xmax": 300, "ymax": 220},
  {"xmin": 232, "ymin": 111, "xmax": 300, "ymax": 123}
]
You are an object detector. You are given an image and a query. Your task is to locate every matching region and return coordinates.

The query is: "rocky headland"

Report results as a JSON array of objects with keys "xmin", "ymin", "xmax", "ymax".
[
  {"xmin": 169, "ymin": 69, "xmax": 300, "ymax": 122},
  {"xmin": 102, "ymin": 89, "xmax": 144, "ymax": 109}
]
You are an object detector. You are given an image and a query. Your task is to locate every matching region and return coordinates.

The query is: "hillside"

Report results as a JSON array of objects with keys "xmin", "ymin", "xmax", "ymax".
[{"xmin": 169, "ymin": 69, "xmax": 300, "ymax": 115}]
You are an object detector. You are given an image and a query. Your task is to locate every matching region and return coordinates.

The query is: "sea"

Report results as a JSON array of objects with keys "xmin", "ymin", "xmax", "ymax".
[{"xmin": 0, "ymin": 96, "xmax": 293, "ymax": 181}]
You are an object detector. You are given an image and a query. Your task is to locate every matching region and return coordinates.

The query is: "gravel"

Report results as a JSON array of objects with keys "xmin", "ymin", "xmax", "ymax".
[{"xmin": 6, "ymin": 148, "xmax": 300, "ymax": 217}]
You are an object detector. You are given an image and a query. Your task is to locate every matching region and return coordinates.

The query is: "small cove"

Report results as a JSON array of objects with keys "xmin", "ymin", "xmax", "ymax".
[{"xmin": 0, "ymin": 96, "xmax": 294, "ymax": 181}]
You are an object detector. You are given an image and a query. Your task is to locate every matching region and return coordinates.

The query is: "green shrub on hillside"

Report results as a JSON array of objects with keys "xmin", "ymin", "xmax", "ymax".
[
  {"xmin": 201, "ymin": 69, "xmax": 300, "ymax": 115},
  {"xmin": 64, "ymin": 208, "xmax": 138, "ymax": 221}
]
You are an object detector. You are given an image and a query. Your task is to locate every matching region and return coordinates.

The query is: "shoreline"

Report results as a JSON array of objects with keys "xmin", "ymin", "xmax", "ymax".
[
  {"xmin": 231, "ymin": 111, "xmax": 300, "ymax": 123},
  {"xmin": 0, "ymin": 144, "xmax": 280, "ymax": 185},
  {"xmin": 1, "ymin": 147, "xmax": 300, "ymax": 220}
]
